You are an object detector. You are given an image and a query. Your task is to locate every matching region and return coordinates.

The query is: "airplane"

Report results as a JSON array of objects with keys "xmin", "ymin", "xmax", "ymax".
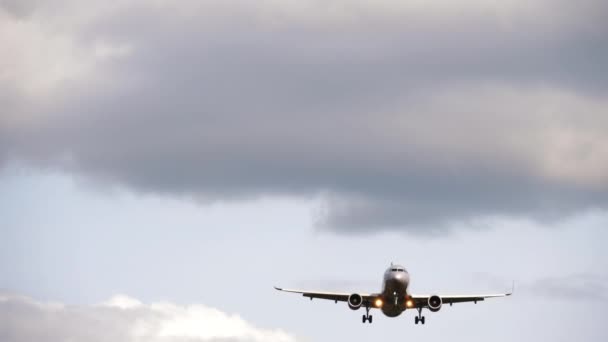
[{"xmin": 275, "ymin": 263, "xmax": 512, "ymax": 324}]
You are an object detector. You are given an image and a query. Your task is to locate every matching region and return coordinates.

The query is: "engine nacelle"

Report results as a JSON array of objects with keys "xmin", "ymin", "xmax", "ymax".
[
  {"xmin": 428, "ymin": 295, "xmax": 442, "ymax": 312},
  {"xmin": 348, "ymin": 293, "xmax": 363, "ymax": 310}
]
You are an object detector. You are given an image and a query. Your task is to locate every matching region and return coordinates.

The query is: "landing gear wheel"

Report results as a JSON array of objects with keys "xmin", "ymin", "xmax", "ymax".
[
  {"xmin": 415, "ymin": 307, "xmax": 425, "ymax": 325},
  {"xmin": 368, "ymin": 315, "xmax": 373, "ymax": 324},
  {"xmin": 362, "ymin": 315, "xmax": 366, "ymax": 323}
]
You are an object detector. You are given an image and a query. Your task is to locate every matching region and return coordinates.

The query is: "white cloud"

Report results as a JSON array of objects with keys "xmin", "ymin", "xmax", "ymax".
[
  {"xmin": 101, "ymin": 295, "xmax": 143, "ymax": 309},
  {"xmin": 0, "ymin": 294, "xmax": 298, "ymax": 342}
]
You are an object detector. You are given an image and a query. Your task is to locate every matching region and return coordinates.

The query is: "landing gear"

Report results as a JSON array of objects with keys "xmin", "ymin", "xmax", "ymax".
[
  {"xmin": 415, "ymin": 308, "xmax": 425, "ymax": 325},
  {"xmin": 414, "ymin": 316, "xmax": 425, "ymax": 325},
  {"xmin": 362, "ymin": 305, "xmax": 373, "ymax": 324}
]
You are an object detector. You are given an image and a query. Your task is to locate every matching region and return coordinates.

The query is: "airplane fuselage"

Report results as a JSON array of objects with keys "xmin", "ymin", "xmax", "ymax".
[{"xmin": 379, "ymin": 265, "xmax": 410, "ymax": 317}]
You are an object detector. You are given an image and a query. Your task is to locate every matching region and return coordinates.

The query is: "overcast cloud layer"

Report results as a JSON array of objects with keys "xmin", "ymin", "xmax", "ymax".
[{"xmin": 1, "ymin": 0, "xmax": 607, "ymax": 232}]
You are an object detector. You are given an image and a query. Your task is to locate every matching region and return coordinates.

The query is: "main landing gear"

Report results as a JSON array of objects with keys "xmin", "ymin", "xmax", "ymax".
[
  {"xmin": 362, "ymin": 305, "xmax": 373, "ymax": 324},
  {"xmin": 414, "ymin": 308, "xmax": 425, "ymax": 325}
]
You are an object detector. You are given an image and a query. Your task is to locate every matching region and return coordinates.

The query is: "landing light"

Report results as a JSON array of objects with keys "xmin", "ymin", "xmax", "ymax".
[
  {"xmin": 406, "ymin": 299, "xmax": 414, "ymax": 308},
  {"xmin": 375, "ymin": 299, "xmax": 383, "ymax": 308}
]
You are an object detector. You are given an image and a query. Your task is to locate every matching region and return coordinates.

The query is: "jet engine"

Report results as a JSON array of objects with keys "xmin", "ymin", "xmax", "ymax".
[
  {"xmin": 428, "ymin": 295, "xmax": 442, "ymax": 312},
  {"xmin": 348, "ymin": 293, "xmax": 363, "ymax": 310}
]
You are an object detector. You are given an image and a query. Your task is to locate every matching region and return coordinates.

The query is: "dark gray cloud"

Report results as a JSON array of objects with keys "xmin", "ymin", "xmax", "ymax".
[
  {"xmin": 1, "ymin": 0, "xmax": 607, "ymax": 233},
  {"xmin": 0, "ymin": 294, "xmax": 298, "ymax": 342}
]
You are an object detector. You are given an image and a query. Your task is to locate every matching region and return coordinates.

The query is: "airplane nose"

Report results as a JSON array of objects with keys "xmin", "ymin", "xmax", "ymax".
[{"xmin": 395, "ymin": 272, "xmax": 410, "ymax": 284}]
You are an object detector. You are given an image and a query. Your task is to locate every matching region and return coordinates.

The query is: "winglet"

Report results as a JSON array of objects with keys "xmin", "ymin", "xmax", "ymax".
[
  {"xmin": 274, "ymin": 286, "xmax": 283, "ymax": 291},
  {"xmin": 506, "ymin": 281, "xmax": 515, "ymax": 296}
]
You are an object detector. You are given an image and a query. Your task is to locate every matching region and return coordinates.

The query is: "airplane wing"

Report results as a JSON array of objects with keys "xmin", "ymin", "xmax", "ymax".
[
  {"xmin": 410, "ymin": 291, "xmax": 513, "ymax": 307},
  {"xmin": 274, "ymin": 286, "xmax": 378, "ymax": 304}
]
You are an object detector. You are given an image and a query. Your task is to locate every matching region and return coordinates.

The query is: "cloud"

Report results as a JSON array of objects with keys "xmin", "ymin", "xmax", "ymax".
[
  {"xmin": 0, "ymin": 293, "xmax": 298, "ymax": 342},
  {"xmin": 1, "ymin": 0, "xmax": 607, "ymax": 233}
]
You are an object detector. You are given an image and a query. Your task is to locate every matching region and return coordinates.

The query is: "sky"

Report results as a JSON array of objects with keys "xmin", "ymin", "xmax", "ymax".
[{"xmin": 1, "ymin": 0, "xmax": 607, "ymax": 341}]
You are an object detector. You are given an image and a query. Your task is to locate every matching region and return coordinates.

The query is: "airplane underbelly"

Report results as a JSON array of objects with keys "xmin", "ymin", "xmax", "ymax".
[{"xmin": 382, "ymin": 304, "xmax": 404, "ymax": 317}]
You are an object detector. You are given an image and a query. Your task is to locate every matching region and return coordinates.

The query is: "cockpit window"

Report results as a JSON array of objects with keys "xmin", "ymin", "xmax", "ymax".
[
  {"xmin": 391, "ymin": 268, "xmax": 405, "ymax": 272},
  {"xmin": 391, "ymin": 268, "xmax": 398, "ymax": 272}
]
